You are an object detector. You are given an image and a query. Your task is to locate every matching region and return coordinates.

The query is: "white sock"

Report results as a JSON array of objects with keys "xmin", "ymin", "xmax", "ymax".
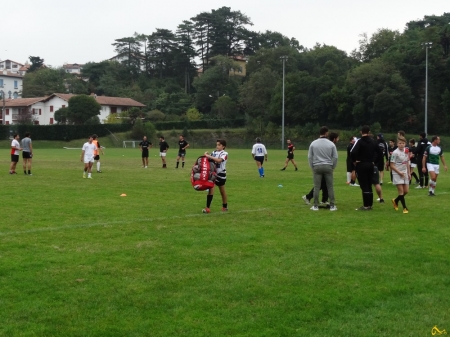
[
  {"xmin": 346, "ymin": 172, "xmax": 351, "ymax": 183},
  {"xmin": 97, "ymin": 162, "xmax": 100, "ymax": 171}
]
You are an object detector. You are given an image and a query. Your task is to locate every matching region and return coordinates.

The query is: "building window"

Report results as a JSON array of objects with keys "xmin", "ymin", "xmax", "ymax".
[
  {"xmin": 39, "ymin": 109, "xmax": 42, "ymax": 115},
  {"xmin": 62, "ymin": 105, "xmax": 66, "ymax": 108},
  {"xmin": 50, "ymin": 118, "xmax": 54, "ymax": 124},
  {"xmin": 50, "ymin": 106, "xmax": 54, "ymax": 112},
  {"xmin": 111, "ymin": 107, "xmax": 117, "ymax": 113},
  {"xmin": 6, "ymin": 121, "xmax": 9, "ymax": 125},
  {"xmin": 14, "ymin": 81, "xmax": 18, "ymax": 89},
  {"xmin": 34, "ymin": 121, "xmax": 39, "ymax": 125},
  {"xmin": 0, "ymin": 79, "xmax": 3, "ymax": 87},
  {"xmin": 6, "ymin": 109, "xmax": 9, "ymax": 115},
  {"xmin": 12, "ymin": 64, "xmax": 18, "ymax": 68},
  {"xmin": 13, "ymin": 92, "xmax": 18, "ymax": 99}
]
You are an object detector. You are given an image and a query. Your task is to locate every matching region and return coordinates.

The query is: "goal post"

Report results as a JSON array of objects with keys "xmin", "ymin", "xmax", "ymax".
[{"xmin": 123, "ymin": 141, "xmax": 140, "ymax": 148}]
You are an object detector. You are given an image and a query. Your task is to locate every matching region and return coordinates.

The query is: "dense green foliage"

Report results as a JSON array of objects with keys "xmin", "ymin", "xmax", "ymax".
[{"xmin": 22, "ymin": 10, "xmax": 450, "ymax": 134}]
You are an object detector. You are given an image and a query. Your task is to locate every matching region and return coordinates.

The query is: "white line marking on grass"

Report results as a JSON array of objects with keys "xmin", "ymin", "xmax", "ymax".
[{"xmin": 0, "ymin": 208, "xmax": 271, "ymax": 237}]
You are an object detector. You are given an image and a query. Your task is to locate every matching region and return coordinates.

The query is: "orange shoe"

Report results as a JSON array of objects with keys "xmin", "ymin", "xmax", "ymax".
[
  {"xmin": 202, "ymin": 208, "xmax": 210, "ymax": 214},
  {"xmin": 392, "ymin": 199, "xmax": 398, "ymax": 211}
]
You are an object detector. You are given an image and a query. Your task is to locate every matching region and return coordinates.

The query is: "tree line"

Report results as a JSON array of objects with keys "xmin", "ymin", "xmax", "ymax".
[{"xmin": 22, "ymin": 9, "xmax": 450, "ymax": 134}]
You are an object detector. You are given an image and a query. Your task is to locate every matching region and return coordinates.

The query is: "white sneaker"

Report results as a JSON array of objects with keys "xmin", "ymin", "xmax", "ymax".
[
  {"xmin": 145, "ymin": 166, "xmax": 148, "ymax": 168},
  {"xmin": 310, "ymin": 206, "xmax": 319, "ymax": 211},
  {"xmin": 320, "ymin": 201, "xmax": 330, "ymax": 206},
  {"xmin": 350, "ymin": 183, "xmax": 359, "ymax": 187},
  {"xmin": 88, "ymin": 176, "xmax": 92, "ymax": 179},
  {"xmin": 83, "ymin": 173, "xmax": 86, "ymax": 178},
  {"xmin": 376, "ymin": 198, "xmax": 380, "ymax": 201},
  {"xmin": 415, "ymin": 185, "xmax": 423, "ymax": 189},
  {"xmin": 302, "ymin": 195, "xmax": 310, "ymax": 205},
  {"xmin": 329, "ymin": 206, "xmax": 338, "ymax": 211}
]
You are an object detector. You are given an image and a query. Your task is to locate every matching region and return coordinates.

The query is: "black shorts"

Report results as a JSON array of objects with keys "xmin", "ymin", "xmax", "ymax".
[
  {"xmin": 94, "ymin": 155, "xmax": 100, "ymax": 161},
  {"xmin": 142, "ymin": 150, "xmax": 149, "ymax": 158},
  {"xmin": 11, "ymin": 154, "xmax": 19, "ymax": 163},
  {"xmin": 376, "ymin": 159, "xmax": 385, "ymax": 171},
  {"xmin": 287, "ymin": 153, "xmax": 294, "ymax": 160},
  {"xmin": 178, "ymin": 151, "xmax": 186, "ymax": 158},
  {"xmin": 215, "ymin": 172, "xmax": 227, "ymax": 187},
  {"xmin": 372, "ymin": 166, "xmax": 380, "ymax": 185},
  {"xmin": 23, "ymin": 152, "xmax": 32, "ymax": 159},
  {"xmin": 254, "ymin": 156, "xmax": 264, "ymax": 164},
  {"xmin": 346, "ymin": 160, "xmax": 355, "ymax": 172}
]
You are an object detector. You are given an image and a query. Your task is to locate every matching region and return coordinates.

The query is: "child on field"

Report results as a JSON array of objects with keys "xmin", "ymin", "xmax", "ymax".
[
  {"xmin": 202, "ymin": 139, "xmax": 228, "ymax": 213},
  {"xmin": 390, "ymin": 136, "xmax": 411, "ymax": 214}
]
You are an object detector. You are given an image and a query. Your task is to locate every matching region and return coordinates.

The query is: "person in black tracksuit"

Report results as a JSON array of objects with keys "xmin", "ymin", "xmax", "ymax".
[
  {"xmin": 416, "ymin": 132, "xmax": 430, "ymax": 188},
  {"xmin": 351, "ymin": 126, "xmax": 379, "ymax": 210}
]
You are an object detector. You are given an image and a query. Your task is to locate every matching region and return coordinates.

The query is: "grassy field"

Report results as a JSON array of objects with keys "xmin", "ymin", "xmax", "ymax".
[{"xmin": 1, "ymin": 144, "xmax": 449, "ymax": 337}]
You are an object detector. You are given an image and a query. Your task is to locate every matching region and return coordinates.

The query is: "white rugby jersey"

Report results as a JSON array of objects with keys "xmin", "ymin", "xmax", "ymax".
[
  {"xmin": 251, "ymin": 143, "xmax": 267, "ymax": 156},
  {"xmin": 211, "ymin": 150, "xmax": 228, "ymax": 174}
]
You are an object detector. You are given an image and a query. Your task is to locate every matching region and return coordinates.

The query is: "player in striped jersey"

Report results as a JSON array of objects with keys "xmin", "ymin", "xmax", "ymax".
[{"xmin": 202, "ymin": 139, "xmax": 228, "ymax": 213}]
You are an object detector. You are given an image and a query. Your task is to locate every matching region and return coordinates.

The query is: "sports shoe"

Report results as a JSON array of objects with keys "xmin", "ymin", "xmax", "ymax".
[
  {"xmin": 202, "ymin": 208, "xmax": 210, "ymax": 213},
  {"xmin": 329, "ymin": 206, "xmax": 338, "ymax": 211},
  {"xmin": 145, "ymin": 166, "xmax": 148, "ymax": 168},
  {"xmin": 97, "ymin": 170, "xmax": 102, "ymax": 173},
  {"xmin": 403, "ymin": 208, "xmax": 409, "ymax": 214},
  {"xmin": 28, "ymin": 173, "xmax": 33, "ymax": 176},
  {"xmin": 379, "ymin": 199, "xmax": 385, "ymax": 203},
  {"xmin": 295, "ymin": 168, "xmax": 298, "ymax": 171},
  {"xmin": 415, "ymin": 185, "xmax": 423, "ymax": 189},
  {"xmin": 392, "ymin": 198, "xmax": 398, "ymax": 211},
  {"xmin": 350, "ymin": 183, "xmax": 359, "ymax": 187},
  {"xmin": 260, "ymin": 175, "xmax": 264, "ymax": 178},
  {"xmin": 88, "ymin": 176, "xmax": 92, "ymax": 179},
  {"xmin": 302, "ymin": 195, "xmax": 310, "ymax": 205},
  {"xmin": 428, "ymin": 191, "xmax": 435, "ymax": 197},
  {"xmin": 356, "ymin": 206, "xmax": 371, "ymax": 211},
  {"xmin": 280, "ymin": 168, "xmax": 286, "ymax": 171},
  {"xmin": 221, "ymin": 208, "xmax": 228, "ymax": 212},
  {"xmin": 310, "ymin": 206, "xmax": 319, "ymax": 211},
  {"xmin": 83, "ymin": 173, "xmax": 86, "ymax": 178}
]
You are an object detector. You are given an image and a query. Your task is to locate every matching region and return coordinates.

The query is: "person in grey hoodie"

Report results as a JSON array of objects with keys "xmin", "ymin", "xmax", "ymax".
[{"xmin": 308, "ymin": 126, "xmax": 338, "ymax": 211}]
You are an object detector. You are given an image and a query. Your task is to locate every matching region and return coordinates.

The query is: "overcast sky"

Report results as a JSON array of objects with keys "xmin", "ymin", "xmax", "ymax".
[{"xmin": 3, "ymin": 0, "xmax": 448, "ymax": 67}]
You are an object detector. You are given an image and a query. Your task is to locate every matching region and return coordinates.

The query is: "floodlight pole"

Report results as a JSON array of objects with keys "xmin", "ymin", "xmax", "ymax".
[
  {"xmin": 423, "ymin": 42, "xmax": 432, "ymax": 135},
  {"xmin": 280, "ymin": 56, "xmax": 288, "ymax": 150}
]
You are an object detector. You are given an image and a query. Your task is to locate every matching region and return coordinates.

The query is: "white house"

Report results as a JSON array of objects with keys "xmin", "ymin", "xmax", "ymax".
[
  {"xmin": 63, "ymin": 63, "xmax": 83, "ymax": 74},
  {"xmin": 1, "ymin": 93, "xmax": 145, "ymax": 125},
  {"xmin": 0, "ymin": 70, "xmax": 23, "ymax": 99},
  {"xmin": 0, "ymin": 59, "xmax": 25, "ymax": 73}
]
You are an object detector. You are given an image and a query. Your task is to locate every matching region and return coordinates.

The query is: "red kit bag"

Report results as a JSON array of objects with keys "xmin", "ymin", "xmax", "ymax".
[{"xmin": 191, "ymin": 156, "xmax": 216, "ymax": 191}]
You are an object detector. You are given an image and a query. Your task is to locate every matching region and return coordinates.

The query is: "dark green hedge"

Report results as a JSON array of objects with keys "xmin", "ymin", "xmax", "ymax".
[
  {"xmin": 154, "ymin": 119, "xmax": 246, "ymax": 130},
  {"xmin": 3, "ymin": 124, "xmax": 132, "ymax": 141}
]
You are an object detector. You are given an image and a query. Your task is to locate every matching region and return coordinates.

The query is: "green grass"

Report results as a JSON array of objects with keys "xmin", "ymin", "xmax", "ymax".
[{"xmin": 1, "ymin": 146, "xmax": 449, "ymax": 337}]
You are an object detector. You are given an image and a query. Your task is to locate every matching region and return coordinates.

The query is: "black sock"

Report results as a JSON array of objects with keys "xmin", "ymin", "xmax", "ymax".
[
  {"xmin": 176, "ymin": 162, "xmax": 179, "ymax": 168},
  {"xmin": 412, "ymin": 172, "xmax": 419, "ymax": 182},
  {"xmin": 207, "ymin": 195, "xmax": 213, "ymax": 208},
  {"xmin": 24, "ymin": 170, "xmax": 27, "ymax": 174},
  {"xmin": 182, "ymin": 162, "xmax": 185, "ymax": 168},
  {"xmin": 399, "ymin": 195, "xmax": 406, "ymax": 208},
  {"xmin": 28, "ymin": 170, "xmax": 31, "ymax": 174},
  {"xmin": 223, "ymin": 203, "xmax": 227, "ymax": 209}
]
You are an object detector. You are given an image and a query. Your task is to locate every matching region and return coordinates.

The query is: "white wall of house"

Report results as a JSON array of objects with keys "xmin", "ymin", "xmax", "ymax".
[
  {"xmin": 0, "ymin": 60, "xmax": 23, "ymax": 73},
  {"xmin": 0, "ymin": 73, "xmax": 23, "ymax": 99}
]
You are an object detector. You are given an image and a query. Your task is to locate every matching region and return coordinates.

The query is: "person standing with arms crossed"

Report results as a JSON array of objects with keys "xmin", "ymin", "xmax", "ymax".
[
  {"xmin": 139, "ymin": 136, "xmax": 152, "ymax": 168},
  {"xmin": 416, "ymin": 132, "xmax": 431, "ymax": 189},
  {"xmin": 251, "ymin": 137, "xmax": 268, "ymax": 178},
  {"xmin": 307, "ymin": 126, "xmax": 338, "ymax": 211},
  {"xmin": 159, "ymin": 136, "xmax": 169, "ymax": 168},
  {"xmin": 92, "ymin": 134, "xmax": 104, "ymax": 173},
  {"xmin": 10, "ymin": 134, "xmax": 22, "ymax": 175},
  {"xmin": 81, "ymin": 135, "xmax": 97, "ymax": 179},
  {"xmin": 351, "ymin": 125, "xmax": 379, "ymax": 211},
  {"xmin": 422, "ymin": 136, "xmax": 448, "ymax": 196},
  {"xmin": 176, "ymin": 135, "xmax": 189, "ymax": 168},
  {"xmin": 280, "ymin": 139, "xmax": 298, "ymax": 171},
  {"xmin": 21, "ymin": 132, "xmax": 33, "ymax": 175}
]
